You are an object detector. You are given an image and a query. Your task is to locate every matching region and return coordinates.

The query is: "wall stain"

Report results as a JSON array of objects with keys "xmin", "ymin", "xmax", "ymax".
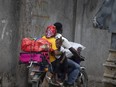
[
  {"xmin": 0, "ymin": 74, "xmax": 2, "ymax": 87},
  {"xmin": 1, "ymin": 19, "xmax": 8, "ymax": 40},
  {"xmin": 32, "ymin": 14, "xmax": 50, "ymax": 19},
  {"xmin": 0, "ymin": 72, "xmax": 16, "ymax": 87},
  {"xmin": 37, "ymin": 0, "xmax": 48, "ymax": 8},
  {"xmin": 30, "ymin": 0, "xmax": 50, "ymax": 37}
]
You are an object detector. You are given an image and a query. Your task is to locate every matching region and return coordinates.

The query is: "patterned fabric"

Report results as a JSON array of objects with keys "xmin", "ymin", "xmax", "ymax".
[{"xmin": 45, "ymin": 25, "xmax": 56, "ymax": 38}]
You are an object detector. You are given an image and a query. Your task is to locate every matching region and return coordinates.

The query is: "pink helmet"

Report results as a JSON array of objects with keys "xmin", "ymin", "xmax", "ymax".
[{"xmin": 45, "ymin": 25, "xmax": 56, "ymax": 38}]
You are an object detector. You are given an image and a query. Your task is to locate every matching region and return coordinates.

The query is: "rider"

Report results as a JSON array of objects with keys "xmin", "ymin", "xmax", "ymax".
[
  {"xmin": 42, "ymin": 25, "xmax": 62, "ymax": 63},
  {"xmin": 54, "ymin": 22, "xmax": 81, "ymax": 86},
  {"xmin": 42, "ymin": 25, "xmax": 67, "ymax": 76},
  {"xmin": 41, "ymin": 25, "xmax": 62, "ymax": 87}
]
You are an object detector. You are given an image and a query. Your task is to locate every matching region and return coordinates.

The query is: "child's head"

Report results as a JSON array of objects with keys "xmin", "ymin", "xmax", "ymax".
[
  {"xmin": 54, "ymin": 22, "xmax": 63, "ymax": 34},
  {"xmin": 56, "ymin": 37, "xmax": 63, "ymax": 49},
  {"xmin": 45, "ymin": 25, "xmax": 56, "ymax": 38}
]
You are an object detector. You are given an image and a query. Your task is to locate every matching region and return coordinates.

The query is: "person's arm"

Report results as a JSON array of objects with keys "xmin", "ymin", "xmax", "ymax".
[
  {"xmin": 69, "ymin": 47, "xmax": 80, "ymax": 59},
  {"xmin": 54, "ymin": 50, "xmax": 62, "ymax": 56}
]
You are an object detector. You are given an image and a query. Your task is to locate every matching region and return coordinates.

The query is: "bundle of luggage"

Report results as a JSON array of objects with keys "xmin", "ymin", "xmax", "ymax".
[{"xmin": 19, "ymin": 37, "xmax": 51, "ymax": 64}]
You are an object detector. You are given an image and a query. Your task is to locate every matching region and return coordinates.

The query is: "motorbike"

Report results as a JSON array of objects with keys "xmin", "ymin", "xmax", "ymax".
[
  {"xmin": 27, "ymin": 52, "xmax": 50, "ymax": 87},
  {"xmin": 46, "ymin": 47, "xmax": 88, "ymax": 87},
  {"xmin": 45, "ymin": 58, "xmax": 88, "ymax": 87},
  {"xmin": 20, "ymin": 46, "xmax": 88, "ymax": 87}
]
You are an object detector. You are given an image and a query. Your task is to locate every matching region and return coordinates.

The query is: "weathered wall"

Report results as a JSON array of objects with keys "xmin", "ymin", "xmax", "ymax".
[
  {"xmin": 0, "ymin": 0, "xmax": 20, "ymax": 87},
  {"xmin": 75, "ymin": 0, "xmax": 111, "ymax": 86},
  {"xmin": 18, "ymin": 0, "xmax": 111, "ymax": 87},
  {"xmin": 0, "ymin": 0, "xmax": 112, "ymax": 87},
  {"xmin": 18, "ymin": 0, "xmax": 75, "ymax": 40},
  {"xmin": 17, "ymin": 0, "xmax": 76, "ymax": 87}
]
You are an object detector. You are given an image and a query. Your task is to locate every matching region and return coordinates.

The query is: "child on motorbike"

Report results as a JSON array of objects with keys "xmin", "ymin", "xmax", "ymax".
[
  {"xmin": 54, "ymin": 22, "xmax": 83, "ymax": 86},
  {"xmin": 51, "ymin": 37, "xmax": 68, "ymax": 85},
  {"xmin": 41, "ymin": 25, "xmax": 67, "ymax": 86}
]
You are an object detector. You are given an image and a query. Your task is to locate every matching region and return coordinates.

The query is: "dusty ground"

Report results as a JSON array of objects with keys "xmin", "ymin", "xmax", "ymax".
[
  {"xmin": 88, "ymin": 80, "xmax": 104, "ymax": 87},
  {"xmin": 88, "ymin": 80, "xmax": 116, "ymax": 87}
]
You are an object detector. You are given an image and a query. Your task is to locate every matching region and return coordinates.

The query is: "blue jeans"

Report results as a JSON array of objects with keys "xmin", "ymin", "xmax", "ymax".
[{"xmin": 67, "ymin": 59, "xmax": 80, "ymax": 84}]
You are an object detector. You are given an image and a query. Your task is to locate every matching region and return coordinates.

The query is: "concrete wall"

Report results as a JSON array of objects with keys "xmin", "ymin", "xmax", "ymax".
[
  {"xmin": 75, "ymin": 0, "xmax": 111, "ymax": 86},
  {"xmin": 0, "ymin": 0, "xmax": 20, "ymax": 87},
  {"xmin": 19, "ymin": 0, "xmax": 75, "ymax": 40},
  {"xmin": 18, "ymin": 0, "xmax": 112, "ymax": 87},
  {"xmin": 0, "ymin": 0, "xmax": 112, "ymax": 87},
  {"xmin": 17, "ymin": 0, "xmax": 76, "ymax": 87}
]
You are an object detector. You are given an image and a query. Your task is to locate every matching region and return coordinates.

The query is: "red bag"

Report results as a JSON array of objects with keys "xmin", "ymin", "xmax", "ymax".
[{"xmin": 21, "ymin": 38, "xmax": 52, "ymax": 52}]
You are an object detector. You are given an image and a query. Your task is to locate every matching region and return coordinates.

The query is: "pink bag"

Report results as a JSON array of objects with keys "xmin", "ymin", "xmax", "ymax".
[{"xmin": 19, "ymin": 52, "xmax": 50, "ymax": 64}]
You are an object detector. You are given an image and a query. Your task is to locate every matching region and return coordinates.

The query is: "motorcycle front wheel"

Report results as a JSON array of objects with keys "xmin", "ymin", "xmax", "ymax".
[{"xmin": 76, "ymin": 67, "xmax": 88, "ymax": 87}]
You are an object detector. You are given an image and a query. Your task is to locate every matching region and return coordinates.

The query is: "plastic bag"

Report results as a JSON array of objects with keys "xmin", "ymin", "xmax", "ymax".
[
  {"xmin": 69, "ymin": 42, "xmax": 86, "ymax": 50},
  {"xmin": 64, "ymin": 42, "xmax": 86, "ymax": 58},
  {"xmin": 21, "ymin": 38, "xmax": 52, "ymax": 52}
]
